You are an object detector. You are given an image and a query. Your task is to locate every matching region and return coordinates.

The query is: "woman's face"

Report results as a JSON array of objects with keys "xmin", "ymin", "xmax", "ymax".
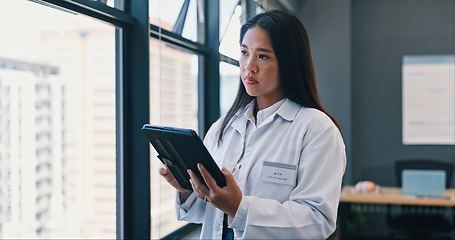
[{"xmin": 240, "ymin": 26, "xmax": 284, "ymax": 107}]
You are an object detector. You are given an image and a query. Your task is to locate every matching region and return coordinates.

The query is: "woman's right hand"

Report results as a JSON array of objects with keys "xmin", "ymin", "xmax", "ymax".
[{"xmin": 159, "ymin": 166, "xmax": 193, "ymax": 201}]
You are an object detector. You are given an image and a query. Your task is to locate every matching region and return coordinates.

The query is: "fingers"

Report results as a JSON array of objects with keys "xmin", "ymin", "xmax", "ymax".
[
  {"xmin": 159, "ymin": 166, "xmax": 170, "ymax": 179},
  {"xmin": 159, "ymin": 166, "xmax": 175, "ymax": 182},
  {"xmin": 187, "ymin": 164, "xmax": 230, "ymax": 203},
  {"xmin": 159, "ymin": 166, "xmax": 191, "ymax": 194},
  {"xmin": 189, "ymin": 178, "xmax": 203, "ymax": 199},
  {"xmin": 198, "ymin": 164, "xmax": 218, "ymax": 190},
  {"xmin": 188, "ymin": 163, "xmax": 221, "ymax": 202},
  {"xmin": 159, "ymin": 166, "xmax": 166, "ymax": 174},
  {"xmin": 159, "ymin": 166, "xmax": 168, "ymax": 176},
  {"xmin": 222, "ymin": 167, "xmax": 235, "ymax": 185},
  {"xmin": 188, "ymin": 166, "xmax": 242, "ymax": 217},
  {"xmin": 187, "ymin": 168, "xmax": 208, "ymax": 198}
]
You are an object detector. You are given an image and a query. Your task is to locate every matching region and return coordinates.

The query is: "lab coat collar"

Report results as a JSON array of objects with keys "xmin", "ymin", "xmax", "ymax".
[
  {"xmin": 230, "ymin": 101, "xmax": 254, "ymax": 137},
  {"xmin": 230, "ymin": 98, "xmax": 301, "ymax": 135},
  {"xmin": 276, "ymin": 98, "xmax": 301, "ymax": 122}
]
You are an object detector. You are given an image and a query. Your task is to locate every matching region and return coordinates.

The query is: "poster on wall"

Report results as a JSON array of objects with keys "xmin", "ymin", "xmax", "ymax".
[{"xmin": 402, "ymin": 54, "xmax": 455, "ymax": 145}]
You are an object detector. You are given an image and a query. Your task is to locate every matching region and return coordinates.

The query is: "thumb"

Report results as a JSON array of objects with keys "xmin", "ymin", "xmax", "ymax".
[
  {"xmin": 158, "ymin": 166, "xmax": 167, "ymax": 176},
  {"xmin": 222, "ymin": 167, "xmax": 236, "ymax": 185}
]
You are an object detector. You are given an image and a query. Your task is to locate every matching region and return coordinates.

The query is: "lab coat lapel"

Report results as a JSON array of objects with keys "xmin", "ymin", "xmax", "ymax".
[
  {"xmin": 276, "ymin": 99, "xmax": 300, "ymax": 122},
  {"xmin": 230, "ymin": 100, "xmax": 255, "ymax": 138}
]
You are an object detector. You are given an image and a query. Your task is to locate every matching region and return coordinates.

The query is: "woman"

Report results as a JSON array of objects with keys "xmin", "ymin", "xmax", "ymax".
[{"xmin": 160, "ymin": 10, "xmax": 346, "ymax": 239}]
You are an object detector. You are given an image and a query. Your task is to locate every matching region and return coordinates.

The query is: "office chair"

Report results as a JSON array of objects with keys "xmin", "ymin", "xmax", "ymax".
[{"xmin": 387, "ymin": 159, "xmax": 454, "ymax": 239}]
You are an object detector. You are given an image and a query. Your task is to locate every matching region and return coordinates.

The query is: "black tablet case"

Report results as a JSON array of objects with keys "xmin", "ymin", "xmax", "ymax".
[{"xmin": 142, "ymin": 124, "xmax": 226, "ymax": 190}]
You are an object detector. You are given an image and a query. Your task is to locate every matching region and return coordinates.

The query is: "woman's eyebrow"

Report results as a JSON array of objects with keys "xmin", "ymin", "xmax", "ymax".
[{"xmin": 240, "ymin": 44, "xmax": 274, "ymax": 53}]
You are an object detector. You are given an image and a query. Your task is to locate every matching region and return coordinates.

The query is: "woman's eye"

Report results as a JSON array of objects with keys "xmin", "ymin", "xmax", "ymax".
[
  {"xmin": 241, "ymin": 50, "xmax": 248, "ymax": 56},
  {"xmin": 259, "ymin": 54, "xmax": 268, "ymax": 60}
]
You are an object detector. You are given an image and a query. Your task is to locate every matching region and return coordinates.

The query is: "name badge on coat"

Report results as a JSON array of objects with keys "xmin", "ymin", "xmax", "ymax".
[{"xmin": 261, "ymin": 161, "xmax": 297, "ymax": 186}]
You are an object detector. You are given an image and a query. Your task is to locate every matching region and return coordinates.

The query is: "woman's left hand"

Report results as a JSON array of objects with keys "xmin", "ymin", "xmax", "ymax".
[{"xmin": 188, "ymin": 164, "xmax": 242, "ymax": 218}]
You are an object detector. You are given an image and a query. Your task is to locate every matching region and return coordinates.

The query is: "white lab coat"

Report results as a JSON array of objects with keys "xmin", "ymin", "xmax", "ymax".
[{"xmin": 175, "ymin": 98, "xmax": 346, "ymax": 239}]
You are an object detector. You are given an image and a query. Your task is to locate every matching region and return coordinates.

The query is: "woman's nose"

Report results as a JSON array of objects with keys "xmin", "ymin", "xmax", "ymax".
[{"xmin": 244, "ymin": 57, "xmax": 258, "ymax": 73}]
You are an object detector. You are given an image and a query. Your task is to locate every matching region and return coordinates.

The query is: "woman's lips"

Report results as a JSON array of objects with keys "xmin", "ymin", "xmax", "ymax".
[{"xmin": 244, "ymin": 76, "xmax": 258, "ymax": 85}]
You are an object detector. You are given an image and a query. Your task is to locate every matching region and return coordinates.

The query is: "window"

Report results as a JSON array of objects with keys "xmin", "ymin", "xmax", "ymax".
[
  {"xmin": 149, "ymin": 41, "xmax": 199, "ymax": 130},
  {"xmin": 219, "ymin": 1, "xmax": 242, "ymax": 116},
  {"xmin": 220, "ymin": 62, "xmax": 240, "ymax": 115},
  {"xmin": 220, "ymin": 2, "xmax": 242, "ymax": 61},
  {"xmin": 150, "ymin": 1, "xmax": 202, "ymax": 239},
  {"xmin": 0, "ymin": 1, "xmax": 116, "ymax": 238},
  {"xmin": 100, "ymin": 0, "xmax": 125, "ymax": 10},
  {"xmin": 149, "ymin": 9, "xmax": 201, "ymax": 239},
  {"xmin": 1, "ymin": 0, "xmax": 263, "ymax": 238},
  {"xmin": 149, "ymin": 0, "xmax": 204, "ymax": 43}
]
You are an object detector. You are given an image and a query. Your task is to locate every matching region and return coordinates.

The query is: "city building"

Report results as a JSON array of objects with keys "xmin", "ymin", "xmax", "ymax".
[{"xmin": 0, "ymin": 57, "xmax": 61, "ymax": 238}]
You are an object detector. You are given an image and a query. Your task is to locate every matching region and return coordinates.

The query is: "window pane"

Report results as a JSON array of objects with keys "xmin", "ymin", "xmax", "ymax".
[
  {"xmin": 149, "ymin": 0, "xmax": 184, "ymax": 31},
  {"xmin": 0, "ymin": 1, "xmax": 116, "ymax": 238},
  {"xmin": 149, "ymin": 38, "xmax": 199, "ymax": 238},
  {"xmin": 181, "ymin": 0, "xmax": 200, "ymax": 42},
  {"xmin": 220, "ymin": 62, "xmax": 240, "ymax": 116},
  {"xmin": 220, "ymin": 0, "xmax": 240, "ymax": 41},
  {"xmin": 150, "ymin": 0, "xmax": 204, "ymax": 43},
  {"xmin": 219, "ymin": 4, "xmax": 241, "ymax": 60},
  {"xmin": 97, "ymin": 0, "xmax": 125, "ymax": 10}
]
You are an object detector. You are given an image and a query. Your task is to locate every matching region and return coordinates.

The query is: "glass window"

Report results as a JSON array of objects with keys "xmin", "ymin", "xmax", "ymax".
[
  {"xmin": 220, "ymin": 0, "xmax": 240, "ymax": 40},
  {"xmin": 149, "ymin": 0, "xmax": 184, "ymax": 31},
  {"xmin": 87, "ymin": 0, "xmax": 124, "ymax": 11},
  {"xmin": 219, "ymin": 4, "xmax": 242, "ymax": 60},
  {"xmin": 104, "ymin": 0, "xmax": 125, "ymax": 10},
  {"xmin": 0, "ymin": 1, "xmax": 116, "ymax": 238},
  {"xmin": 149, "ymin": 0, "xmax": 204, "ymax": 43},
  {"xmin": 220, "ymin": 62, "xmax": 240, "ymax": 116},
  {"xmin": 149, "ymin": 38, "xmax": 199, "ymax": 238}
]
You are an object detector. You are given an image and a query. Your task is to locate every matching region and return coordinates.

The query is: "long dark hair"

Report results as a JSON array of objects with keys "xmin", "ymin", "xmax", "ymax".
[{"xmin": 218, "ymin": 10, "xmax": 341, "ymax": 145}]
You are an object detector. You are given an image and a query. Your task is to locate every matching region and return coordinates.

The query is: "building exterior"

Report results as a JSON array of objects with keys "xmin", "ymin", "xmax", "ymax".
[
  {"xmin": 0, "ymin": 17, "xmax": 200, "ymax": 240},
  {"xmin": 41, "ymin": 27, "xmax": 117, "ymax": 238},
  {"xmin": 0, "ymin": 25, "xmax": 117, "ymax": 238},
  {"xmin": 0, "ymin": 57, "xmax": 61, "ymax": 238}
]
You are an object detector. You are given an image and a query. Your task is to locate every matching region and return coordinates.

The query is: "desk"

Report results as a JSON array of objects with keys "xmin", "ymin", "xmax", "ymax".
[
  {"xmin": 338, "ymin": 186, "xmax": 455, "ymax": 239},
  {"xmin": 340, "ymin": 186, "xmax": 455, "ymax": 206}
]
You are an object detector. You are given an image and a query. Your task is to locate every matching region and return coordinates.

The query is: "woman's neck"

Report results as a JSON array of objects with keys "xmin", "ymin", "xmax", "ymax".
[
  {"xmin": 255, "ymin": 96, "xmax": 285, "ymax": 112},
  {"xmin": 253, "ymin": 96, "xmax": 285, "ymax": 123}
]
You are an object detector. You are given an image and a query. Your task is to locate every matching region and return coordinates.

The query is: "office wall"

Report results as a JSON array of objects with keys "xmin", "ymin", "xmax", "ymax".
[
  {"xmin": 297, "ymin": 0, "xmax": 353, "ymax": 183},
  {"xmin": 352, "ymin": 0, "xmax": 455, "ymax": 187},
  {"xmin": 297, "ymin": 0, "xmax": 455, "ymax": 187}
]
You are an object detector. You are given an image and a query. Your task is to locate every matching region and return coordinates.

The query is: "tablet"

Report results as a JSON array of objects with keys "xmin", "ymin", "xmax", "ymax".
[{"xmin": 142, "ymin": 124, "xmax": 226, "ymax": 191}]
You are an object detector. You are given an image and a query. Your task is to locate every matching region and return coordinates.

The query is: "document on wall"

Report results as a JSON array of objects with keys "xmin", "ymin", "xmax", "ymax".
[{"xmin": 402, "ymin": 54, "xmax": 455, "ymax": 145}]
